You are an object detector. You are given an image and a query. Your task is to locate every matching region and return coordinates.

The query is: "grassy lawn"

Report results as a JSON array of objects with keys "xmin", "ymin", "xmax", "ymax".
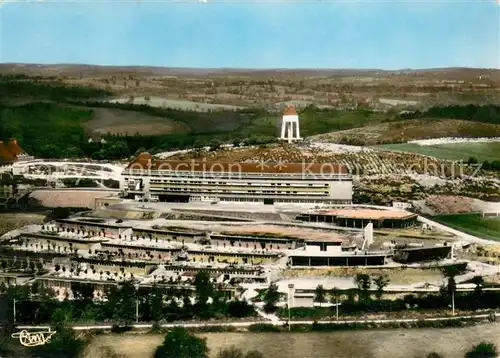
[
  {"xmin": 432, "ymin": 213, "xmax": 500, "ymax": 241},
  {"xmin": 374, "ymin": 142, "xmax": 500, "ymax": 162}
]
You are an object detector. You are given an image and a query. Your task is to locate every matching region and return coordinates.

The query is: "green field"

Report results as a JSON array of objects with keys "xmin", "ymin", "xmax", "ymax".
[
  {"xmin": 374, "ymin": 142, "xmax": 500, "ymax": 162},
  {"xmin": 432, "ymin": 213, "xmax": 500, "ymax": 241}
]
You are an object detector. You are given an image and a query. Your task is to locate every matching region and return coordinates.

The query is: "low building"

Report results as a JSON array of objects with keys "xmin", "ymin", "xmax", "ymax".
[
  {"xmin": 188, "ymin": 249, "xmax": 281, "ymax": 265},
  {"xmin": 296, "ymin": 208, "xmax": 418, "ymax": 229},
  {"xmin": 132, "ymin": 227, "xmax": 205, "ymax": 244},
  {"xmin": 287, "ymin": 251, "xmax": 387, "ymax": 267},
  {"xmin": 393, "ymin": 245, "xmax": 452, "ymax": 263},
  {"xmin": 19, "ymin": 232, "xmax": 105, "ymax": 253},
  {"xmin": 55, "ymin": 219, "xmax": 132, "ymax": 238},
  {"xmin": 0, "ymin": 139, "xmax": 32, "ymax": 166},
  {"xmin": 97, "ymin": 241, "xmax": 179, "ymax": 262},
  {"xmin": 209, "ymin": 234, "xmax": 303, "ymax": 251},
  {"xmin": 0, "ymin": 272, "xmax": 34, "ymax": 286}
]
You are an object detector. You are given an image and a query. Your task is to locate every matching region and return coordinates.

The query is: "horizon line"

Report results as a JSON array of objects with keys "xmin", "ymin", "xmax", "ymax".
[{"xmin": 1, "ymin": 62, "xmax": 499, "ymax": 72}]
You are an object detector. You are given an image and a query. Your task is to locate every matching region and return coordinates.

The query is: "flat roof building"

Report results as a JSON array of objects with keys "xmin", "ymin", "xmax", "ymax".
[
  {"xmin": 296, "ymin": 208, "xmax": 418, "ymax": 229},
  {"xmin": 121, "ymin": 153, "xmax": 352, "ymax": 205}
]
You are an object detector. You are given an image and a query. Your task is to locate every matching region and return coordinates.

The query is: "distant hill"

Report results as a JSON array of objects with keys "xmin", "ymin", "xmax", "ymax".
[{"xmin": 1, "ymin": 63, "xmax": 499, "ymax": 79}]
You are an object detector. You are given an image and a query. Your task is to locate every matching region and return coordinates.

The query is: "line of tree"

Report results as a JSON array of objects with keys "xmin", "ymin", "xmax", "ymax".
[
  {"xmin": 466, "ymin": 156, "xmax": 500, "ymax": 172},
  {"xmin": 0, "ymin": 272, "xmax": 255, "ymax": 328},
  {"xmin": 278, "ymin": 263, "xmax": 500, "ymax": 319},
  {"xmin": 400, "ymin": 105, "xmax": 500, "ymax": 125},
  {"xmin": 0, "ymin": 76, "xmax": 112, "ymax": 102}
]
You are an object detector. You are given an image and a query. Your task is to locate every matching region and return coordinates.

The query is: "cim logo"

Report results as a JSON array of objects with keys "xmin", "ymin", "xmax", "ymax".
[{"xmin": 11, "ymin": 329, "xmax": 56, "ymax": 347}]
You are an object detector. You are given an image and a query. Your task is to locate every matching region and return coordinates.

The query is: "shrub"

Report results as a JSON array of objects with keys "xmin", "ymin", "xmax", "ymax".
[{"xmin": 465, "ymin": 342, "xmax": 498, "ymax": 358}]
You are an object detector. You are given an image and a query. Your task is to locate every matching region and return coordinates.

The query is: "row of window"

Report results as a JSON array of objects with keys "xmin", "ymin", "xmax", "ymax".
[
  {"xmin": 149, "ymin": 179, "xmax": 329, "ymax": 188},
  {"xmin": 124, "ymin": 171, "xmax": 351, "ymax": 180},
  {"xmin": 153, "ymin": 189, "xmax": 330, "ymax": 196},
  {"xmin": 149, "ymin": 184, "xmax": 329, "ymax": 193}
]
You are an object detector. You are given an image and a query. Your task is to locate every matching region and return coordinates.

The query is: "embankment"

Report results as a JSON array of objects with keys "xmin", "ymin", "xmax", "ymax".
[
  {"xmin": 29, "ymin": 189, "xmax": 117, "ymax": 210},
  {"xmin": 0, "ymin": 212, "xmax": 45, "ymax": 236}
]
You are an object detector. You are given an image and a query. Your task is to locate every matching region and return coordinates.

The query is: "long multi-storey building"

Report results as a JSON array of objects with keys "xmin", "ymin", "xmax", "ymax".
[{"xmin": 121, "ymin": 153, "xmax": 352, "ymax": 205}]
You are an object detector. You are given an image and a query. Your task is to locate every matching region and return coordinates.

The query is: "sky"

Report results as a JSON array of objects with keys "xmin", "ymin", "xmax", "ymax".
[{"xmin": 0, "ymin": 0, "xmax": 499, "ymax": 70}]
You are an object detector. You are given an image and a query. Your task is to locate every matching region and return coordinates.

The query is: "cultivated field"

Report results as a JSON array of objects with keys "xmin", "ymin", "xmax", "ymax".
[
  {"xmin": 313, "ymin": 119, "xmax": 500, "ymax": 146},
  {"xmin": 2, "ymin": 64, "xmax": 499, "ymax": 108},
  {"xmin": 107, "ymin": 96, "xmax": 244, "ymax": 112},
  {"xmin": 375, "ymin": 141, "xmax": 500, "ymax": 162},
  {"xmin": 432, "ymin": 214, "xmax": 500, "ymax": 241},
  {"xmin": 83, "ymin": 106, "xmax": 188, "ymax": 135}
]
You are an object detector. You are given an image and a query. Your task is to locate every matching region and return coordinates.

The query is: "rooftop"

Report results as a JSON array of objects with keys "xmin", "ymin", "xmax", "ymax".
[
  {"xmin": 282, "ymin": 104, "xmax": 298, "ymax": 116},
  {"xmin": 125, "ymin": 153, "xmax": 347, "ymax": 174},
  {"xmin": 217, "ymin": 225, "xmax": 346, "ymax": 243},
  {"xmin": 0, "ymin": 139, "xmax": 24, "ymax": 164},
  {"xmin": 313, "ymin": 208, "xmax": 417, "ymax": 220},
  {"xmin": 56, "ymin": 218, "xmax": 132, "ymax": 229}
]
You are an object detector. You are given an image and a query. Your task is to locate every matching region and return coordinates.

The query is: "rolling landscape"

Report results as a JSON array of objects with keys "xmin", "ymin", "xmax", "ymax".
[
  {"xmin": 4, "ymin": 2, "xmax": 500, "ymax": 357},
  {"xmin": 2, "ymin": 63, "xmax": 500, "ymax": 241},
  {"xmin": 1, "ymin": 64, "xmax": 500, "ymax": 154}
]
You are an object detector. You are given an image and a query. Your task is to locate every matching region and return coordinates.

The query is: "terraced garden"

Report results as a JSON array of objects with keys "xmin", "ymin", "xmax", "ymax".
[{"xmin": 175, "ymin": 144, "xmax": 468, "ymax": 177}]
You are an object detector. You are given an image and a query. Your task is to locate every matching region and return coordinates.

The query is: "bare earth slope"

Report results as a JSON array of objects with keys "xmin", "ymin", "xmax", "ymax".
[{"xmin": 312, "ymin": 119, "xmax": 500, "ymax": 145}]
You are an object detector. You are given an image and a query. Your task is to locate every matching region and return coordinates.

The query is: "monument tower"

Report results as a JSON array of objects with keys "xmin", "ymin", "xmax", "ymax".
[{"xmin": 279, "ymin": 104, "xmax": 301, "ymax": 143}]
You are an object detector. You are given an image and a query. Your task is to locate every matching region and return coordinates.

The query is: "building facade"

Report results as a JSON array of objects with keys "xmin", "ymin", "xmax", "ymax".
[{"xmin": 121, "ymin": 153, "xmax": 352, "ymax": 205}]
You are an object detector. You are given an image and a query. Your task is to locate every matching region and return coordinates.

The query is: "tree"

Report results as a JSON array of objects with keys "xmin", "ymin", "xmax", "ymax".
[
  {"xmin": 194, "ymin": 271, "xmax": 214, "ymax": 308},
  {"xmin": 373, "ymin": 275, "xmax": 390, "ymax": 300},
  {"xmin": 314, "ymin": 285, "xmax": 327, "ymax": 307},
  {"xmin": 51, "ymin": 305, "xmax": 74, "ymax": 326},
  {"xmin": 149, "ymin": 284, "xmax": 165, "ymax": 323},
  {"xmin": 426, "ymin": 353, "xmax": 443, "ymax": 358},
  {"xmin": 470, "ymin": 275, "xmax": 484, "ymax": 296},
  {"xmin": 263, "ymin": 283, "xmax": 280, "ymax": 313},
  {"xmin": 465, "ymin": 342, "xmax": 498, "ymax": 358},
  {"xmin": 467, "ymin": 157, "xmax": 478, "ymax": 165},
  {"xmin": 329, "ymin": 287, "xmax": 341, "ymax": 304},
  {"xmin": 245, "ymin": 351, "xmax": 264, "ymax": 358},
  {"xmin": 354, "ymin": 273, "xmax": 372, "ymax": 303},
  {"xmin": 329, "ymin": 287, "xmax": 341, "ymax": 319},
  {"xmin": 154, "ymin": 327, "xmax": 209, "ymax": 358},
  {"xmin": 108, "ymin": 281, "xmax": 137, "ymax": 325},
  {"xmin": 440, "ymin": 265, "xmax": 461, "ymax": 302},
  {"xmin": 209, "ymin": 139, "xmax": 221, "ymax": 151},
  {"xmin": 71, "ymin": 282, "xmax": 94, "ymax": 302},
  {"xmin": 227, "ymin": 300, "xmax": 254, "ymax": 318}
]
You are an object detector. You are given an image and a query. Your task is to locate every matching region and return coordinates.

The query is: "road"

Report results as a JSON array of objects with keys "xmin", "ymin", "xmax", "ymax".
[{"xmin": 15, "ymin": 311, "xmax": 500, "ymax": 331}]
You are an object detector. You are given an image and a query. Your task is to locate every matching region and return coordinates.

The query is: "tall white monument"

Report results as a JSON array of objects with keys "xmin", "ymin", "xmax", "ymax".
[
  {"xmin": 279, "ymin": 105, "xmax": 301, "ymax": 143},
  {"xmin": 362, "ymin": 223, "xmax": 374, "ymax": 250}
]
